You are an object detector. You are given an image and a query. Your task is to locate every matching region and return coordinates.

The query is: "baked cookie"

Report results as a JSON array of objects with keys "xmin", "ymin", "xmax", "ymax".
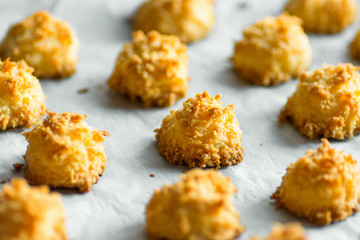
[
  {"xmin": 155, "ymin": 91, "xmax": 244, "ymax": 168},
  {"xmin": 285, "ymin": 0, "xmax": 358, "ymax": 33},
  {"xmin": 23, "ymin": 111, "xmax": 109, "ymax": 192},
  {"xmin": 350, "ymin": 30, "xmax": 360, "ymax": 59},
  {"xmin": 250, "ymin": 223, "xmax": 307, "ymax": 240},
  {"xmin": 0, "ymin": 58, "xmax": 46, "ymax": 130},
  {"xmin": 146, "ymin": 169, "xmax": 245, "ymax": 240},
  {"xmin": 271, "ymin": 139, "xmax": 360, "ymax": 225},
  {"xmin": 0, "ymin": 178, "xmax": 67, "ymax": 239},
  {"xmin": 107, "ymin": 30, "xmax": 189, "ymax": 107},
  {"xmin": 0, "ymin": 11, "xmax": 79, "ymax": 79},
  {"xmin": 279, "ymin": 63, "xmax": 360, "ymax": 139},
  {"xmin": 133, "ymin": 0, "xmax": 215, "ymax": 43},
  {"xmin": 232, "ymin": 14, "xmax": 311, "ymax": 86}
]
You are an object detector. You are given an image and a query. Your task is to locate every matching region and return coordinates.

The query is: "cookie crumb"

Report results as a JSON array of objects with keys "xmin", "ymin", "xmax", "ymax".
[
  {"xmin": 238, "ymin": 2, "xmax": 248, "ymax": 9},
  {"xmin": 77, "ymin": 88, "xmax": 89, "ymax": 94},
  {"xmin": 13, "ymin": 163, "xmax": 24, "ymax": 171},
  {"xmin": 150, "ymin": 173, "xmax": 155, "ymax": 177},
  {"xmin": 127, "ymin": 16, "xmax": 133, "ymax": 24}
]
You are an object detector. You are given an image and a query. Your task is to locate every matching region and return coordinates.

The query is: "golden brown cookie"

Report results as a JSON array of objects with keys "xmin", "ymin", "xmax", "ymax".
[
  {"xmin": 350, "ymin": 30, "xmax": 360, "ymax": 59},
  {"xmin": 232, "ymin": 14, "xmax": 311, "ymax": 86},
  {"xmin": 271, "ymin": 139, "xmax": 360, "ymax": 225},
  {"xmin": 155, "ymin": 91, "xmax": 244, "ymax": 168},
  {"xmin": 133, "ymin": 0, "xmax": 215, "ymax": 43},
  {"xmin": 0, "ymin": 178, "xmax": 67, "ymax": 240},
  {"xmin": 279, "ymin": 63, "xmax": 360, "ymax": 139},
  {"xmin": 0, "ymin": 11, "xmax": 79, "ymax": 79},
  {"xmin": 285, "ymin": 0, "xmax": 358, "ymax": 33},
  {"xmin": 250, "ymin": 222, "xmax": 306, "ymax": 240},
  {"xmin": 146, "ymin": 169, "xmax": 245, "ymax": 240},
  {"xmin": 107, "ymin": 30, "xmax": 189, "ymax": 107},
  {"xmin": 23, "ymin": 111, "xmax": 109, "ymax": 192},
  {"xmin": 0, "ymin": 58, "xmax": 46, "ymax": 130}
]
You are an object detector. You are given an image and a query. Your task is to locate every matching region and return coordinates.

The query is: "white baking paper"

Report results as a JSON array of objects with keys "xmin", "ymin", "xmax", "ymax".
[{"xmin": 1, "ymin": 0, "xmax": 360, "ymax": 239}]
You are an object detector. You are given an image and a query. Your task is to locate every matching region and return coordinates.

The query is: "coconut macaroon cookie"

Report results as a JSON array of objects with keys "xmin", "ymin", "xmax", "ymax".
[
  {"xmin": 133, "ymin": 0, "xmax": 215, "ymax": 43},
  {"xmin": 155, "ymin": 91, "xmax": 244, "ymax": 168},
  {"xmin": 271, "ymin": 139, "xmax": 360, "ymax": 225},
  {"xmin": 250, "ymin": 223, "xmax": 307, "ymax": 240},
  {"xmin": 280, "ymin": 63, "xmax": 360, "ymax": 139},
  {"xmin": 0, "ymin": 11, "xmax": 79, "ymax": 79},
  {"xmin": 285, "ymin": 0, "xmax": 358, "ymax": 34},
  {"xmin": 0, "ymin": 178, "xmax": 67, "ymax": 239},
  {"xmin": 146, "ymin": 169, "xmax": 245, "ymax": 240},
  {"xmin": 0, "ymin": 59, "xmax": 46, "ymax": 130},
  {"xmin": 107, "ymin": 30, "xmax": 189, "ymax": 107},
  {"xmin": 23, "ymin": 111, "xmax": 109, "ymax": 193},
  {"xmin": 350, "ymin": 30, "xmax": 360, "ymax": 59},
  {"xmin": 232, "ymin": 14, "xmax": 311, "ymax": 86}
]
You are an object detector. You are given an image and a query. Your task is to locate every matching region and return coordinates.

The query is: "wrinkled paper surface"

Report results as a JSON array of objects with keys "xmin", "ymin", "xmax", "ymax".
[{"xmin": 1, "ymin": 0, "xmax": 360, "ymax": 239}]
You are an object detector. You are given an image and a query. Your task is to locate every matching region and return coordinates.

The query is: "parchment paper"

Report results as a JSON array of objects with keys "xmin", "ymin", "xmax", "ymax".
[{"xmin": 1, "ymin": 0, "xmax": 360, "ymax": 239}]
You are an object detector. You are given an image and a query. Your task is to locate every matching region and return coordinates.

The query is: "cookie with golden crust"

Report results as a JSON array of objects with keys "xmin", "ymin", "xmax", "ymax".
[
  {"xmin": 146, "ymin": 169, "xmax": 245, "ymax": 240},
  {"xmin": 0, "ymin": 58, "xmax": 46, "ymax": 130},
  {"xmin": 0, "ymin": 11, "xmax": 79, "ymax": 79},
  {"xmin": 350, "ymin": 30, "xmax": 360, "ymax": 59},
  {"xmin": 155, "ymin": 91, "xmax": 244, "ymax": 168},
  {"xmin": 279, "ymin": 63, "xmax": 360, "ymax": 139},
  {"xmin": 23, "ymin": 111, "xmax": 109, "ymax": 193},
  {"xmin": 271, "ymin": 139, "xmax": 360, "ymax": 225},
  {"xmin": 232, "ymin": 14, "xmax": 311, "ymax": 86},
  {"xmin": 107, "ymin": 30, "xmax": 189, "ymax": 107},
  {"xmin": 133, "ymin": 0, "xmax": 215, "ymax": 43},
  {"xmin": 250, "ymin": 223, "xmax": 306, "ymax": 240},
  {"xmin": 285, "ymin": 0, "xmax": 358, "ymax": 33},
  {"xmin": 0, "ymin": 178, "xmax": 67, "ymax": 240}
]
